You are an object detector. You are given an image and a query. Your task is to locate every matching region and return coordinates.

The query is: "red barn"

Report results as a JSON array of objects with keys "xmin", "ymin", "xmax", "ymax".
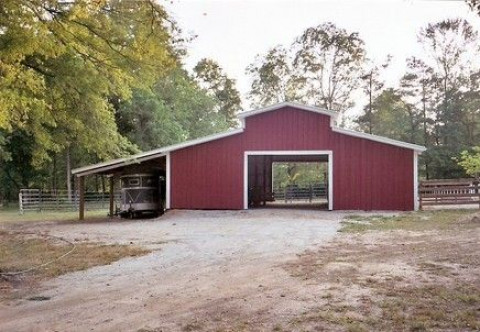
[{"xmin": 73, "ymin": 102, "xmax": 426, "ymax": 217}]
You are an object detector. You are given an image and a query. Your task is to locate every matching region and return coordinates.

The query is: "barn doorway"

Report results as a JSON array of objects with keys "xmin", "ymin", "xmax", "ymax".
[{"xmin": 244, "ymin": 151, "xmax": 333, "ymax": 210}]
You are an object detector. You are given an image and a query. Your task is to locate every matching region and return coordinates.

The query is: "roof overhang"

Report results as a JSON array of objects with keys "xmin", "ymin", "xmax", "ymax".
[
  {"xmin": 332, "ymin": 127, "xmax": 427, "ymax": 153},
  {"xmin": 72, "ymin": 128, "xmax": 244, "ymax": 177}
]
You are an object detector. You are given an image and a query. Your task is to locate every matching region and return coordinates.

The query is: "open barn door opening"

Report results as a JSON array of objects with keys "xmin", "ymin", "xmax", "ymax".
[{"xmin": 244, "ymin": 151, "xmax": 333, "ymax": 210}]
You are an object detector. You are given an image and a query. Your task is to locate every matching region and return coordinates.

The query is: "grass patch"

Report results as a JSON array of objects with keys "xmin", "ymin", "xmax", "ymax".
[
  {"xmin": 340, "ymin": 210, "xmax": 474, "ymax": 233},
  {"xmin": 0, "ymin": 231, "xmax": 149, "ymax": 297},
  {"xmin": 377, "ymin": 283, "xmax": 480, "ymax": 331},
  {"xmin": 0, "ymin": 207, "xmax": 109, "ymax": 224},
  {"xmin": 287, "ymin": 209, "xmax": 480, "ymax": 331}
]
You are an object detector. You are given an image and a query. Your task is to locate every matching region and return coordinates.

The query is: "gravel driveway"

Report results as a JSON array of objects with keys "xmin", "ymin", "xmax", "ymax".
[{"xmin": 0, "ymin": 209, "xmax": 344, "ymax": 331}]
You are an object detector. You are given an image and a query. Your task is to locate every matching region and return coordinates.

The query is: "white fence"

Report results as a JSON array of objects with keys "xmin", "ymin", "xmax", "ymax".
[{"xmin": 19, "ymin": 189, "xmax": 120, "ymax": 213}]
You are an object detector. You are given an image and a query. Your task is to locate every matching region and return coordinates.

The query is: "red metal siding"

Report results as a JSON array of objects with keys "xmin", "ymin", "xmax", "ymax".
[{"xmin": 171, "ymin": 106, "xmax": 414, "ymax": 210}]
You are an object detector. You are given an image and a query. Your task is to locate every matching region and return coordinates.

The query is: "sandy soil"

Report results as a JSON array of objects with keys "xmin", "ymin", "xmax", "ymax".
[{"xmin": 0, "ymin": 209, "xmax": 349, "ymax": 332}]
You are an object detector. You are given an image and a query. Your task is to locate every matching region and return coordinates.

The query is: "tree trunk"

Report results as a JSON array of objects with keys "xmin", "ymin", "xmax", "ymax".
[
  {"xmin": 368, "ymin": 74, "xmax": 373, "ymax": 134},
  {"xmin": 66, "ymin": 147, "xmax": 72, "ymax": 202},
  {"xmin": 52, "ymin": 153, "xmax": 57, "ymax": 191},
  {"xmin": 422, "ymin": 83, "xmax": 428, "ymax": 146}
]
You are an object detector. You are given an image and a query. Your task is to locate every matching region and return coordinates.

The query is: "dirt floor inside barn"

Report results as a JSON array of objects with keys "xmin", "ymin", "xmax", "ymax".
[{"xmin": 0, "ymin": 209, "xmax": 479, "ymax": 331}]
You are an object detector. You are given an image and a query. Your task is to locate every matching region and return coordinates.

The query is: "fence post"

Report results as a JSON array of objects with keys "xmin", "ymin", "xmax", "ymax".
[
  {"xmin": 78, "ymin": 176, "xmax": 85, "ymax": 220},
  {"xmin": 18, "ymin": 191, "xmax": 23, "ymax": 214},
  {"xmin": 475, "ymin": 180, "xmax": 480, "ymax": 208},
  {"xmin": 109, "ymin": 176, "xmax": 114, "ymax": 218},
  {"xmin": 418, "ymin": 184, "xmax": 422, "ymax": 211}
]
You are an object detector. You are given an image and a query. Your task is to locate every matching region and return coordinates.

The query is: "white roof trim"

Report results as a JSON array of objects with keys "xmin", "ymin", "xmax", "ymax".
[
  {"xmin": 72, "ymin": 128, "xmax": 244, "ymax": 176},
  {"xmin": 73, "ymin": 102, "xmax": 426, "ymax": 176},
  {"xmin": 238, "ymin": 101, "xmax": 339, "ymax": 120},
  {"xmin": 332, "ymin": 127, "xmax": 426, "ymax": 152}
]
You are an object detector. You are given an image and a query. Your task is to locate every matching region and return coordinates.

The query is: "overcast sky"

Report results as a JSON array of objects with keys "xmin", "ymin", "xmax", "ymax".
[{"xmin": 165, "ymin": 0, "xmax": 480, "ymax": 114}]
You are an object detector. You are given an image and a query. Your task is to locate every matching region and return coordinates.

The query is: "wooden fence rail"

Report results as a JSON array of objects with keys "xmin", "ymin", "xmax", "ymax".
[{"xmin": 419, "ymin": 179, "xmax": 480, "ymax": 209}]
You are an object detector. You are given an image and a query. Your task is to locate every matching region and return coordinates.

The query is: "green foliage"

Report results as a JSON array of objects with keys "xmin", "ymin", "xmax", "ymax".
[
  {"xmin": 457, "ymin": 146, "xmax": 480, "ymax": 178},
  {"xmin": 246, "ymin": 46, "xmax": 304, "ymax": 108},
  {"xmin": 273, "ymin": 163, "xmax": 326, "ymax": 188},
  {"xmin": 293, "ymin": 22, "xmax": 366, "ymax": 111},
  {"xmin": 194, "ymin": 58, "xmax": 242, "ymax": 126},
  {"xmin": 0, "ymin": 130, "xmax": 47, "ymax": 200},
  {"xmin": 355, "ymin": 18, "xmax": 480, "ymax": 179},
  {"xmin": 116, "ymin": 68, "xmax": 228, "ymax": 151},
  {"xmin": 358, "ymin": 56, "xmax": 391, "ymax": 134},
  {"xmin": 0, "ymin": 0, "xmax": 178, "ymax": 165},
  {"xmin": 357, "ymin": 88, "xmax": 422, "ymax": 143},
  {"xmin": 246, "ymin": 22, "xmax": 366, "ymax": 111}
]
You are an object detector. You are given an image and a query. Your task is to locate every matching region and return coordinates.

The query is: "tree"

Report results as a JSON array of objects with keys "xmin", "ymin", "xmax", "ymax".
[
  {"xmin": 116, "ymin": 68, "xmax": 228, "ymax": 151},
  {"xmin": 194, "ymin": 58, "xmax": 242, "ymax": 126},
  {"xmin": 246, "ymin": 46, "xmax": 304, "ymax": 108},
  {"xmin": 399, "ymin": 58, "xmax": 437, "ymax": 146},
  {"xmin": 359, "ymin": 56, "xmax": 391, "ymax": 134},
  {"xmin": 458, "ymin": 146, "xmax": 480, "ymax": 179},
  {"xmin": 417, "ymin": 19, "xmax": 480, "ymax": 178},
  {"xmin": 0, "ymin": 0, "xmax": 179, "ymax": 197},
  {"xmin": 356, "ymin": 88, "xmax": 421, "ymax": 143},
  {"xmin": 0, "ymin": 0, "xmax": 178, "ymax": 159},
  {"xmin": 418, "ymin": 18, "xmax": 478, "ymax": 133},
  {"xmin": 293, "ymin": 22, "xmax": 366, "ymax": 111},
  {"xmin": 467, "ymin": 0, "xmax": 480, "ymax": 15}
]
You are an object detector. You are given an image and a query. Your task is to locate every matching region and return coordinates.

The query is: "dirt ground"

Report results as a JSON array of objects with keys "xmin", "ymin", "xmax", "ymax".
[
  {"xmin": 284, "ymin": 211, "xmax": 480, "ymax": 331},
  {"xmin": 0, "ymin": 209, "xmax": 478, "ymax": 332},
  {"xmin": 0, "ymin": 209, "xmax": 345, "ymax": 331}
]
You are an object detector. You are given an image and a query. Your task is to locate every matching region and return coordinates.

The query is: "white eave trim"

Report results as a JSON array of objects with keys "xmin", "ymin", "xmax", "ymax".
[
  {"xmin": 72, "ymin": 128, "xmax": 244, "ymax": 176},
  {"xmin": 332, "ymin": 127, "xmax": 427, "ymax": 152},
  {"xmin": 238, "ymin": 101, "xmax": 339, "ymax": 121}
]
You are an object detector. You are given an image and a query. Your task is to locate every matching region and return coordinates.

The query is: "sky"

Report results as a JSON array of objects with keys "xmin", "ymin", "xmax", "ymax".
[{"xmin": 164, "ymin": 0, "xmax": 480, "ymax": 115}]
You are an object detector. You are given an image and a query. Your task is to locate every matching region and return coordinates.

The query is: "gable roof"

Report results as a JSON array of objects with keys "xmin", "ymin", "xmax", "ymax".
[{"xmin": 72, "ymin": 102, "xmax": 426, "ymax": 177}]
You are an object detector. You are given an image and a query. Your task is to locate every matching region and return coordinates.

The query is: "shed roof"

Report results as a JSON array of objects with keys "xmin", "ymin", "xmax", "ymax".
[{"xmin": 72, "ymin": 102, "xmax": 426, "ymax": 177}]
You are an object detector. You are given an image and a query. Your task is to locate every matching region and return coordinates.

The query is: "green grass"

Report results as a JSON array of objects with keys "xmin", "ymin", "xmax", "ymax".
[
  {"xmin": 0, "ymin": 230, "xmax": 150, "ymax": 299},
  {"xmin": 340, "ymin": 210, "xmax": 474, "ymax": 233},
  {"xmin": 0, "ymin": 207, "xmax": 110, "ymax": 224}
]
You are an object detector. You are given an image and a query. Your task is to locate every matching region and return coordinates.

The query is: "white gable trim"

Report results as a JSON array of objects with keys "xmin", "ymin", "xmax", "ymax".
[
  {"xmin": 332, "ymin": 127, "xmax": 426, "ymax": 152},
  {"xmin": 73, "ymin": 102, "xmax": 426, "ymax": 177}
]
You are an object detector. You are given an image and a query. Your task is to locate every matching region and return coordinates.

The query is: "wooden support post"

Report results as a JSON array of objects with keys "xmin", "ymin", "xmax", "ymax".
[
  {"xmin": 79, "ymin": 176, "xmax": 85, "ymax": 220},
  {"xmin": 419, "ymin": 185, "xmax": 423, "ymax": 211},
  {"xmin": 109, "ymin": 176, "xmax": 114, "ymax": 218},
  {"xmin": 475, "ymin": 180, "xmax": 480, "ymax": 209}
]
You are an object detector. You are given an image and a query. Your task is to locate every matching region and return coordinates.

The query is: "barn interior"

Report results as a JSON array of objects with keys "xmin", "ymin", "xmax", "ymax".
[{"xmin": 247, "ymin": 154, "xmax": 330, "ymax": 210}]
